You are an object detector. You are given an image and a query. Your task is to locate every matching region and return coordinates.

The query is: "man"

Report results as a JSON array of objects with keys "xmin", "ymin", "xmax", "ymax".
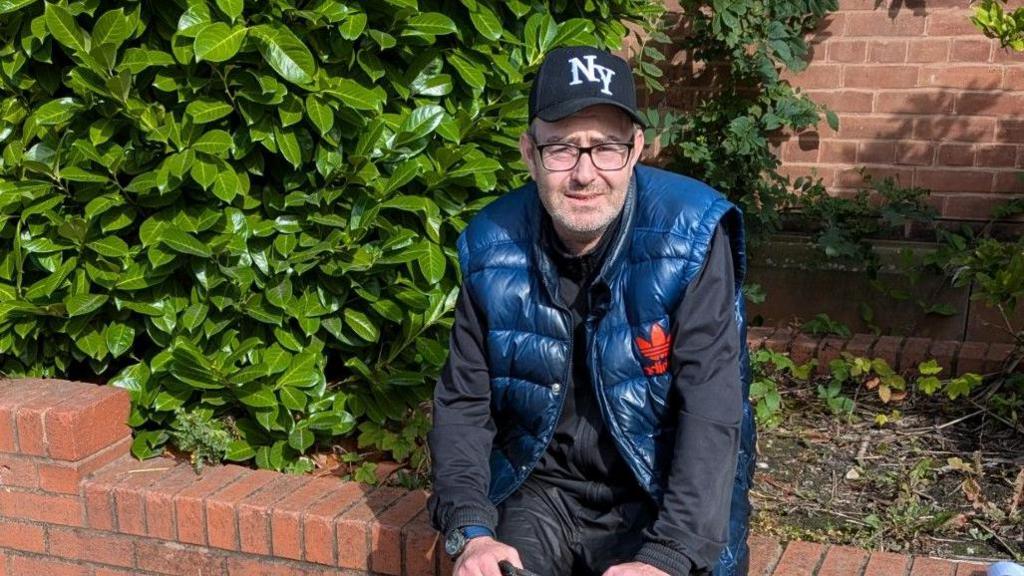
[{"xmin": 427, "ymin": 45, "xmax": 756, "ymax": 576}]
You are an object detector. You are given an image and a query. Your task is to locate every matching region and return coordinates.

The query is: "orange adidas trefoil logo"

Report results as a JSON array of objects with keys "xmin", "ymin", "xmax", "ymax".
[{"xmin": 635, "ymin": 323, "xmax": 670, "ymax": 376}]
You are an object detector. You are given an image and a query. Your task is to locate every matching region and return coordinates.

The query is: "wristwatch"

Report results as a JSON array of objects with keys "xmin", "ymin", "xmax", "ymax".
[{"xmin": 444, "ymin": 525, "xmax": 493, "ymax": 558}]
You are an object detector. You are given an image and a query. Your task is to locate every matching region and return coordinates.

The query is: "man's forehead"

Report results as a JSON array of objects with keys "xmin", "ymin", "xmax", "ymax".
[{"xmin": 532, "ymin": 105, "xmax": 633, "ymax": 141}]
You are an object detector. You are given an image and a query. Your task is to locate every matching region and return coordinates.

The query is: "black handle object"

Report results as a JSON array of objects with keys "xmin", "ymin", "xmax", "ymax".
[{"xmin": 499, "ymin": 560, "xmax": 542, "ymax": 576}]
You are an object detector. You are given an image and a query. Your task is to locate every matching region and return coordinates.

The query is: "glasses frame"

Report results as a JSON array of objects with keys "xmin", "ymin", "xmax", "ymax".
[{"xmin": 530, "ymin": 137, "xmax": 636, "ymax": 172}]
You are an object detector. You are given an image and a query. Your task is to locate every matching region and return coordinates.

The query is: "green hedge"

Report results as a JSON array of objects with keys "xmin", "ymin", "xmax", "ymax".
[{"xmin": 0, "ymin": 0, "xmax": 664, "ymax": 472}]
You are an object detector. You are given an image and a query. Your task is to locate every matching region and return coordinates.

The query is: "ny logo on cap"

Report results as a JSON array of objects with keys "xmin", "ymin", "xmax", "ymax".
[{"xmin": 567, "ymin": 55, "xmax": 615, "ymax": 95}]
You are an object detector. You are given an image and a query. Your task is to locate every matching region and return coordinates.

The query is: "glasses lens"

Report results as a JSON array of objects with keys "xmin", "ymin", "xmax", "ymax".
[
  {"xmin": 540, "ymin": 143, "xmax": 581, "ymax": 170},
  {"xmin": 591, "ymin": 144, "xmax": 630, "ymax": 170},
  {"xmin": 540, "ymin": 145, "xmax": 579, "ymax": 171}
]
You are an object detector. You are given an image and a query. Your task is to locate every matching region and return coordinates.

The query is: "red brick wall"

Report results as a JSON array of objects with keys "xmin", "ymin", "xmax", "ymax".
[
  {"xmin": 0, "ymin": 379, "xmax": 1000, "ymax": 575},
  {"xmin": 655, "ymin": 1, "xmax": 1024, "ymax": 221},
  {"xmin": 0, "ymin": 378, "xmax": 440, "ymax": 576},
  {"xmin": 782, "ymin": 1, "xmax": 1024, "ymax": 220}
]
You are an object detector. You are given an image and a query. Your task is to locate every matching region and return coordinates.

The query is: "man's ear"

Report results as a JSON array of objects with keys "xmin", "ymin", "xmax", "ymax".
[
  {"xmin": 629, "ymin": 125, "xmax": 646, "ymax": 169},
  {"xmin": 519, "ymin": 131, "xmax": 538, "ymax": 179}
]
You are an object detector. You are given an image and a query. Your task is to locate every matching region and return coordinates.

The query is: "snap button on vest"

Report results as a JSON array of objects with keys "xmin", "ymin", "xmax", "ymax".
[{"xmin": 551, "ymin": 382, "xmax": 562, "ymax": 394}]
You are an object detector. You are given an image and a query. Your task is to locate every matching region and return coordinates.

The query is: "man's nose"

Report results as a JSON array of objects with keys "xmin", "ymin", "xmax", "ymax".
[{"xmin": 571, "ymin": 150, "xmax": 598, "ymax": 185}]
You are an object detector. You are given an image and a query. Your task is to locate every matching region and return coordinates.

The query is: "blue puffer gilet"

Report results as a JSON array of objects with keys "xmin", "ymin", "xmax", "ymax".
[{"xmin": 456, "ymin": 165, "xmax": 756, "ymax": 575}]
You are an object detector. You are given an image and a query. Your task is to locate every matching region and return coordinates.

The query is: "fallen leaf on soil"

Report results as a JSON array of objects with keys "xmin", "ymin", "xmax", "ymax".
[
  {"xmin": 310, "ymin": 452, "xmax": 347, "ymax": 477},
  {"xmin": 845, "ymin": 466, "xmax": 862, "ymax": 481},
  {"xmin": 947, "ymin": 457, "xmax": 975, "ymax": 473},
  {"xmin": 962, "ymin": 477, "xmax": 988, "ymax": 510},
  {"xmin": 942, "ymin": 513, "xmax": 971, "ymax": 530},
  {"xmin": 1009, "ymin": 467, "xmax": 1024, "ymax": 517},
  {"xmin": 865, "ymin": 376, "xmax": 880, "ymax": 390}
]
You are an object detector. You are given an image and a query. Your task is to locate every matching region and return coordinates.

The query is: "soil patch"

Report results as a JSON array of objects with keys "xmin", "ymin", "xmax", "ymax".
[{"xmin": 751, "ymin": 379, "xmax": 1024, "ymax": 562}]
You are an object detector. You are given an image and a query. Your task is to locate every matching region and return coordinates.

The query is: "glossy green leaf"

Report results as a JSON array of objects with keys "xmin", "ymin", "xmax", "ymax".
[
  {"xmin": 394, "ymin": 104, "xmax": 444, "ymax": 146},
  {"xmin": 343, "ymin": 308, "xmax": 379, "ymax": 342},
  {"xmin": 0, "ymin": 0, "xmax": 34, "ymax": 15},
  {"xmin": 118, "ymin": 48, "xmax": 176, "ymax": 73},
  {"xmin": 61, "ymin": 166, "xmax": 108, "ymax": 182},
  {"xmin": 75, "ymin": 326, "xmax": 108, "ymax": 360},
  {"xmin": 33, "ymin": 97, "xmax": 82, "ymax": 126},
  {"xmin": 368, "ymin": 29, "xmax": 396, "ymax": 49},
  {"xmin": 265, "ymin": 276, "xmax": 292, "ymax": 309},
  {"xmin": 274, "ymin": 125, "xmax": 302, "ymax": 168},
  {"xmin": 105, "ymin": 322, "xmax": 135, "ymax": 358},
  {"xmin": 92, "ymin": 8, "xmax": 132, "ymax": 48},
  {"xmin": 171, "ymin": 340, "xmax": 223, "ymax": 389},
  {"xmin": 447, "ymin": 52, "xmax": 486, "ymax": 90},
  {"xmin": 279, "ymin": 385, "xmax": 307, "ymax": 411},
  {"xmin": 215, "ymin": 0, "xmax": 243, "ymax": 21},
  {"xmin": 181, "ymin": 302, "xmax": 209, "ymax": 331},
  {"xmin": 212, "ymin": 164, "xmax": 239, "ymax": 202},
  {"xmin": 190, "ymin": 155, "xmax": 218, "ymax": 189},
  {"xmin": 64, "ymin": 293, "xmax": 108, "ymax": 317},
  {"xmin": 237, "ymin": 384, "xmax": 278, "ymax": 408},
  {"xmin": 261, "ymin": 344, "xmax": 292, "ymax": 375},
  {"xmin": 327, "ymin": 79, "xmax": 383, "ymax": 112},
  {"xmin": 274, "ymin": 326, "xmax": 303, "ymax": 352},
  {"xmin": 448, "ymin": 157, "xmax": 502, "ymax": 178},
  {"xmin": 45, "ymin": 3, "xmax": 89, "ymax": 53},
  {"xmin": 287, "ymin": 427, "xmax": 314, "ymax": 452},
  {"xmin": 25, "ymin": 257, "xmax": 77, "ymax": 301},
  {"xmin": 158, "ymin": 227, "xmax": 212, "ymax": 257},
  {"xmin": 382, "ymin": 161, "xmax": 420, "ymax": 196},
  {"xmin": 552, "ymin": 18, "xmax": 594, "ymax": 47},
  {"xmin": 250, "ymin": 24, "xmax": 316, "ymax": 85},
  {"xmin": 339, "ymin": 11, "xmax": 367, "ymax": 40},
  {"xmin": 85, "ymin": 194, "xmax": 124, "ymax": 220},
  {"xmin": 87, "ymin": 236, "xmax": 130, "ymax": 258},
  {"xmin": 469, "ymin": 5, "xmax": 503, "ymax": 41},
  {"xmin": 276, "ymin": 351, "xmax": 319, "ymax": 388},
  {"xmin": 404, "ymin": 12, "xmax": 457, "ymax": 36},
  {"xmin": 109, "ymin": 362, "xmax": 150, "ymax": 400},
  {"xmin": 131, "ymin": 430, "xmax": 168, "ymax": 459},
  {"xmin": 417, "ymin": 240, "xmax": 446, "ymax": 284},
  {"xmin": 186, "ymin": 99, "xmax": 234, "ymax": 124},
  {"xmin": 305, "ymin": 94, "xmax": 334, "ymax": 135},
  {"xmin": 225, "ymin": 439, "xmax": 256, "ymax": 461},
  {"xmin": 192, "ymin": 129, "xmax": 234, "ymax": 156},
  {"xmin": 194, "ymin": 23, "xmax": 247, "ymax": 62}
]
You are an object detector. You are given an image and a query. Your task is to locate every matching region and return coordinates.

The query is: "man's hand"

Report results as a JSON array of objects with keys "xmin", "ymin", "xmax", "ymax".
[
  {"xmin": 602, "ymin": 561, "xmax": 670, "ymax": 576},
  {"xmin": 454, "ymin": 537, "xmax": 523, "ymax": 576}
]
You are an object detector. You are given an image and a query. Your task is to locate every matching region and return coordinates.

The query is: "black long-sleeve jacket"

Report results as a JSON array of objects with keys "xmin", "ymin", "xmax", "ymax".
[{"xmin": 428, "ymin": 220, "xmax": 741, "ymax": 575}]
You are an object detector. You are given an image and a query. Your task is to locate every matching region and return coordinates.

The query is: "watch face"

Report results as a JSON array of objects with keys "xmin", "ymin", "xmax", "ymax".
[{"xmin": 444, "ymin": 529, "xmax": 465, "ymax": 557}]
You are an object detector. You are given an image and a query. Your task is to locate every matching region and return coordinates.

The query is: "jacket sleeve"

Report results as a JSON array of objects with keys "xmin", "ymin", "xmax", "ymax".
[
  {"xmin": 426, "ymin": 285, "xmax": 500, "ymax": 535},
  {"xmin": 633, "ymin": 224, "xmax": 742, "ymax": 575}
]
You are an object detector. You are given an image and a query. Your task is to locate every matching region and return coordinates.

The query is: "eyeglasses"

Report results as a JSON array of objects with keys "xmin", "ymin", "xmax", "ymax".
[{"xmin": 532, "ymin": 140, "xmax": 635, "ymax": 172}]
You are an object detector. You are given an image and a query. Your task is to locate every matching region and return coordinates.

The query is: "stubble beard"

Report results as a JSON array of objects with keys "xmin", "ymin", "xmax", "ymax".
[{"xmin": 543, "ymin": 181, "xmax": 618, "ymax": 243}]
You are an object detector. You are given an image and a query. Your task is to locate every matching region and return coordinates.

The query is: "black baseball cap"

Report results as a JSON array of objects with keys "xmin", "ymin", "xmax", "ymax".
[{"xmin": 528, "ymin": 46, "xmax": 646, "ymax": 127}]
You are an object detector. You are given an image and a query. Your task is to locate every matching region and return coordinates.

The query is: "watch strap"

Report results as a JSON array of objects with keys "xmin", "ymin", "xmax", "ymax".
[{"xmin": 460, "ymin": 525, "xmax": 494, "ymax": 539}]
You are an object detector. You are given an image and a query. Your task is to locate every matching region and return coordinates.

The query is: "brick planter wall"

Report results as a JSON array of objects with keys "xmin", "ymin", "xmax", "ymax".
[
  {"xmin": 0, "ymin": 374, "xmax": 1004, "ymax": 575},
  {"xmin": 0, "ymin": 379, "xmax": 439, "ymax": 576},
  {"xmin": 747, "ymin": 327, "xmax": 1019, "ymax": 376}
]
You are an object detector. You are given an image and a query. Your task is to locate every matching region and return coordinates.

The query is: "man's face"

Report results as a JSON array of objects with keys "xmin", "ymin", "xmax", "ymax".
[{"xmin": 519, "ymin": 105, "xmax": 644, "ymax": 253}]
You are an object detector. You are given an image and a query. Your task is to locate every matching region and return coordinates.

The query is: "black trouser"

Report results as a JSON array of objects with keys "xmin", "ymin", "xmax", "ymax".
[{"xmin": 496, "ymin": 477, "xmax": 658, "ymax": 576}]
